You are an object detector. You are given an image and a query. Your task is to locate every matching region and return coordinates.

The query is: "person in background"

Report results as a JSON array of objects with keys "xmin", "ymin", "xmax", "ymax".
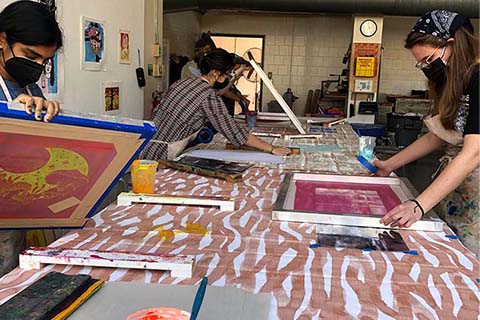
[
  {"xmin": 140, "ymin": 48, "xmax": 292, "ymax": 161},
  {"xmin": 169, "ymin": 54, "xmax": 189, "ymax": 85},
  {"xmin": 0, "ymin": 0, "xmax": 63, "ymax": 276},
  {"xmin": 374, "ymin": 10, "xmax": 479, "ymax": 256},
  {"xmin": 181, "ymin": 32, "xmax": 217, "ymax": 80},
  {"xmin": 215, "ymin": 54, "xmax": 252, "ymax": 116}
]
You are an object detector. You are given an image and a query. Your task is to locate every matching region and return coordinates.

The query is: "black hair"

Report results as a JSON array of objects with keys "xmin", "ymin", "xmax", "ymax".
[
  {"xmin": 198, "ymin": 48, "xmax": 234, "ymax": 75},
  {"xmin": 195, "ymin": 32, "xmax": 216, "ymax": 50},
  {"xmin": 0, "ymin": 1, "xmax": 63, "ymax": 49},
  {"xmin": 231, "ymin": 53, "xmax": 249, "ymax": 66}
]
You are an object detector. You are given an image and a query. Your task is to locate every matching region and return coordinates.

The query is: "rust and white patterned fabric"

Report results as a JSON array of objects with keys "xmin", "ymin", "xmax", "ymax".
[{"xmin": 0, "ymin": 168, "xmax": 478, "ymax": 319}]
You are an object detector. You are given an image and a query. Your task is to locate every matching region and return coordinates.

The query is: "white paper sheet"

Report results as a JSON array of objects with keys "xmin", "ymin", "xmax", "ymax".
[
  {"xmin": 68, "ymin": 281, "xmax": 273, "ymax": 320},
  {"xmin": 185, "ymin": 149, "xmax": 284, "ymax": 164}
]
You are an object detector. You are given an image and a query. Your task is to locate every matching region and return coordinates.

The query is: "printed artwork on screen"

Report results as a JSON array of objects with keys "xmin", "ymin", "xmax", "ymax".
[
  {"xmin": 294, "ymin": 180, "xmax": 401, "ymax": 216},
  {"xmin": 0, "ymin": 133, "xmax": 117, "ymax": 219}
]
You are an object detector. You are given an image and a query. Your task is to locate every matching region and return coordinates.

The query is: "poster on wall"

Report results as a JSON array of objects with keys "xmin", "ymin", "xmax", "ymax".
[
  {"xmin": 103, "ymin": 81, "xmax": 121, "ymax": 115},
  {"xmin": 32, "ymin": 0, "xmax": 63, "ymax": 101},
  {"xmin": 119, "ymin": 30, "xmax": 131, "ymax": 64},
  {"xmin": 36, "ymin": 52, "xmax": 64, "ymax": 101},
  {"xmin": 82, "ymin": 16, "xmax": 106, "ymax": 71}
]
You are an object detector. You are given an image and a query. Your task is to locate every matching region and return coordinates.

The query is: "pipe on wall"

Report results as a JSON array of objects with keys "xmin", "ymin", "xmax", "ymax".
[{"xmin": 164, "ymin": 0, "xmax": 479, "ymax": 18}]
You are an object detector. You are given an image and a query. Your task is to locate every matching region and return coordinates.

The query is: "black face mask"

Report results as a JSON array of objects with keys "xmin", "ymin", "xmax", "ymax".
[
  {"xmin": 2, "ymin": 48, "xmax": 44, "ymax": 88},
  {"xmin": 422, "ymin": 57, "xmax": 446, "ymax": 85}
]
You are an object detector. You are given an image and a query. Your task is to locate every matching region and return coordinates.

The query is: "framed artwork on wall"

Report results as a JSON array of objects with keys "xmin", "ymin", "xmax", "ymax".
[
  {"xmin": 33, "ymin": 0, "xmax": 63, "ymax": 101},
  {"xmin": 119, "ymin": 30, "xmax": 131, "ymax": 64},
  {"xmin": 36, "ymin": 52, "xmax": 64, "ymax": 102},
  {"xmin": 102, "ymin": 81, "xmax": 122, "ymax": 115},
  {"xmin": 82, "ymin": 16, "xmax": 106, "ymax": 71}
]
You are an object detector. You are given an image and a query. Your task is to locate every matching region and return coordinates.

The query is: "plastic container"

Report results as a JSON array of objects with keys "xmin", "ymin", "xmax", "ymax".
[
  {"xmin": 386, "ymin": 113, "xmax": 423, "ymax": 148},
  {"xmin": 130, "ymin": 160, "xmax": 158, "ymax": 194},
  {"xmin": 351, "ymin": 123, "xmax": 385, "ymax": 138},
  {"xmin": 358, "ymin": 136, "xmax": 376, "ymax": 160}
]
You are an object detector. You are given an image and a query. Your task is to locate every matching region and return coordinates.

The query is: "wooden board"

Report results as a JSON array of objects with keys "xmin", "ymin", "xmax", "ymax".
[
  {"xmin": 0, "ymin": 271, "xmax": 104, "ymax": 320},
  {"xmin": 158, "ymin": 160, "xmax": 244, "ymax": 183},
  {"xmin": 117, "ymin": 192, "xmax": 235, "ymax": 211},
  {"xmin": 19, "ymin": 247, "xmax": 195, "ymax": 278},
  {"xmin": 225, "ymin": 143, "xmax": 301, "ymax": 155}
]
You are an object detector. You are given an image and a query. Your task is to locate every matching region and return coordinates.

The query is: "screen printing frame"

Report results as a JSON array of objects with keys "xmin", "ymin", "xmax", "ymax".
[
  {"xmin": 0, "ymin": 102, "xmax": 156, "ymax": 228},
  {"xmin": 273, "ymin": 173, "xmax": 444, "ymax": 232}
]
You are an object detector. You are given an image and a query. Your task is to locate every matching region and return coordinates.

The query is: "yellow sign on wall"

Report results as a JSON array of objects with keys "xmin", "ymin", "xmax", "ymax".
[{"xmin": 355, "ymin": 56, "xmax": 376, "ymax": 77}]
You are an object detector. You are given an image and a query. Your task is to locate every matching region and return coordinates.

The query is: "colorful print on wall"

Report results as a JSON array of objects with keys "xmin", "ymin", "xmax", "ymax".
[
  {"xmin": 119, "ymin": 30, "xmax": 131, "ymax": 64},
  {"xmin": 103, "ymin": 81, "xmax": 121, "ymax": 115},
  {"xmin": 36, "ymin": 52, "xmax": 63, "ymax": 101},
  {"xmin": 82, "ymin": 16, "xmax": 106, "ymax": 71}
]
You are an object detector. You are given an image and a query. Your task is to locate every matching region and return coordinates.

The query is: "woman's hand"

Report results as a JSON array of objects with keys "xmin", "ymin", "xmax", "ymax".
[
  {"xmin": 271, "ymin": 146, "xmax": 292, "ymax": 156},
  {"xmin": 372, "ymin": 160, "xmax": 393, "ymax": 177},
  {"xmin": 14, "ymin": 94, "xmax": 60, "ymax": 122},
  {"xmin": 380, "ymin": 200, "xmax": 422, "ymax": 228}
]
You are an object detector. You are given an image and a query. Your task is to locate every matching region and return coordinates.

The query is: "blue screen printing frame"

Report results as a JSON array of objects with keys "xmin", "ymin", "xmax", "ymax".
[{"xmin": 0, "ymin": 101, "xmax": 156, "ymax": 228}]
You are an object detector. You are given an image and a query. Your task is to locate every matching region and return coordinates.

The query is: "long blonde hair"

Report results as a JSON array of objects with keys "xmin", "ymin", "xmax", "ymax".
[{"xmin": 405, "ymin": 27, "xmax": 479, "ymax": 130}]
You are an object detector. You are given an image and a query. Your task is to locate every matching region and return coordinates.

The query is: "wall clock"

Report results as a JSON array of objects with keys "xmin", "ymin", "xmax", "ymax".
[{"xmin": 360, "ymin": 19, "xmax": 377, "ymax": 37}]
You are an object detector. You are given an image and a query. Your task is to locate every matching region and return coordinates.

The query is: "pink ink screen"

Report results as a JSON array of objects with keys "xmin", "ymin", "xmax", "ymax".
[{"xmin": 294, "ymin": 180, "xmax": 402, "ymax": 216}]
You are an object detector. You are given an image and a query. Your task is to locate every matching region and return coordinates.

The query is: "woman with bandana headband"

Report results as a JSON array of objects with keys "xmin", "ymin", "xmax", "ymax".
[
  {"xmin": 0, "ymin": 0, "xmax": 63, "ymax": 122},
  {"xmin": 374, "ymin": 10, "xmax": 479, "ymax": 256}
]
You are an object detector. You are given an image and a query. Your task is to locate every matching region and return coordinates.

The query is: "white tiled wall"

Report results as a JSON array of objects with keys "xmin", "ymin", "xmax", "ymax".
[
  {"xmin": 380, "ymin": 16, "xmax": 428, "ymax": 96},
  {"xmin": 165, "ymin": 11, "xmax": 479, "ymax": 115},
  {"xmin": 201, "ymin": 13, "xmax": 352, "ymax": 114}
]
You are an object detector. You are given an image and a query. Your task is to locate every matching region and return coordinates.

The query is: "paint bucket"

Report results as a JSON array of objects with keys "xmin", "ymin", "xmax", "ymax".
[
  {"xmin": 130, "ymin": 160, "xmax": 158, "ymax": 194},
  {"xmin": 127, "ymin": 307, "xmax": 190, "ymax": 320}
]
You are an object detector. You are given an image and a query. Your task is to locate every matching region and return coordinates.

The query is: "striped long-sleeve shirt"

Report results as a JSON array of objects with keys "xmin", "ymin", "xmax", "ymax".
[{"xmin": 140, "ymin": 77, "xmax": 249, "ymax": 160}]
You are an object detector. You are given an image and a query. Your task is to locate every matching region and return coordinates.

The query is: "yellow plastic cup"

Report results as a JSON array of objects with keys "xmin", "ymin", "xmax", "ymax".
[{"xmin": 131, "ymin": 160, "xmax": 158, "ymax": 194}]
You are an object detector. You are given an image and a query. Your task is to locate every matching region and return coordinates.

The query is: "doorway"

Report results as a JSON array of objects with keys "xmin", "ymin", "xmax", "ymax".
[{"xmin": 211, "ymin": 34, "xmax": 264, "ymax": 113}]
